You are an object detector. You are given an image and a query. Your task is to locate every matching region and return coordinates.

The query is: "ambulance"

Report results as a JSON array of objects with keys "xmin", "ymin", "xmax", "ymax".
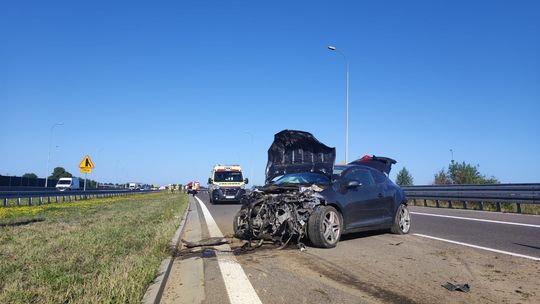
[{"xmin": 207, "ymin": 165, "xmax": 248, "ymax": 203}]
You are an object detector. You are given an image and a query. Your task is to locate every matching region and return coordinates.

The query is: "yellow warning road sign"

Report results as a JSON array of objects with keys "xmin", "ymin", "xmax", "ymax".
[{"xmin": 79, "ymin": 155, "xmax": 95, "ymax": 170}]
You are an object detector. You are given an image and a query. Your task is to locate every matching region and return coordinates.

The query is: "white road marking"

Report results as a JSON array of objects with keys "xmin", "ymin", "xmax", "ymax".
[
  {"xmin": 414, "ymin": 233, "xmax": 540, "ymax": 262},
  {"xmin": 194, "ymin": 196, "xmax": 262, "ymax": 304},
  {"xmin": 410, "ymin": 212, "xmax": 540, "ymax": 228}
]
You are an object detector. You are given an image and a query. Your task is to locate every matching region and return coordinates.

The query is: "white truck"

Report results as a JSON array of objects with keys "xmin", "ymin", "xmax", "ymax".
[
  {"xmin": 55, "ymin": 177, "xmax": 80, "ymax": 191},
  {"xmin": 128, "ymin": 182, "xmax": 140, "ymax": 190}
]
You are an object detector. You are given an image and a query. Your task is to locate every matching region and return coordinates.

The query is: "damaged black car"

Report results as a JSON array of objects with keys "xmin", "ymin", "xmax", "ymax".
[{"xmin": 233, "ymin": 130, "xmax": 411, "ymax": 249}]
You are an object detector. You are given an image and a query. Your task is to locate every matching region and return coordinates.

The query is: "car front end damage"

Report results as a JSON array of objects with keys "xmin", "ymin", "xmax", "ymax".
[
  {"xmin": 233, "ymin": 129, "xmax": 337, "ymax": 249},
  {"xmin": 234, "ymin": 185, "xmax": 326, "ymax": 249}
]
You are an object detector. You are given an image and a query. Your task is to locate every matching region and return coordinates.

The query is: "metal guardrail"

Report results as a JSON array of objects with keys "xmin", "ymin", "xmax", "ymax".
[
  {"xmin": 402, "ymin": 183, "xmax": 540, "ymax": 213},
  {"xmin": 0, "ymin": 190, "xmax": 156, "ymax": 207}
]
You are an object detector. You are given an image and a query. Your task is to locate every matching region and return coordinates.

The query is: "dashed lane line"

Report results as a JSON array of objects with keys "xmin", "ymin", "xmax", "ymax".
[{"xmin": 194, "ymin": 196, "xmax": 263, "ymax": 304}]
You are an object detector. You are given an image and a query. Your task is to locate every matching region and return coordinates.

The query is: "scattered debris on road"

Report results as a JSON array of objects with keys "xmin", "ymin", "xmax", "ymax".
[
  {"xmin": 181, "ymin": 237, "xmax": 229, "ymax": 248},
  {"xmin": 442, "ymin": 282, "xmax": 470, "ymax": 292}
]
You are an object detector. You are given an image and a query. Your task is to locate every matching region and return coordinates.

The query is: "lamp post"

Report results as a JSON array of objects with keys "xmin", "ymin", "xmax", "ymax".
[
  {"xmin": 45, "ymin": 122, "xmax": 63, "ymax": 188},
  {"xmin": 244, "ymin": 131, "xmax": 254, "ymax": 186},
  {"xmin": 328, "ymin": 45, "xmax": 350, "ymax": 163},
  {"xmin": 450, "ymin": 149, "xmax": 454, "ymax": 163}
]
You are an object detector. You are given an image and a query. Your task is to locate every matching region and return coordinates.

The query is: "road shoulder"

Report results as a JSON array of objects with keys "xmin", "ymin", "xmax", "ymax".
[{"xmin": 161, "ymin": 197, "xmax": 206, "ymax": 304}]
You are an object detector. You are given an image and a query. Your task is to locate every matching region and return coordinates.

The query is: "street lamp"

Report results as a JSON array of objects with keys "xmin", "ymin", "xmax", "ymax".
[
  {"xmin": 328, "ymin": 45, "xmax": 350, "ymax": 163},
  {"xmin": 45, "ymin": 122, "xmax": 63, "ymax": 188},
  {"xmin": 243, "ymin": 131, "xmax": 254, "ymax": 186}
]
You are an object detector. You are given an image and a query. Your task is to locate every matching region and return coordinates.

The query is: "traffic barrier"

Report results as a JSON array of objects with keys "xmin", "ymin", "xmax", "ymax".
[
  {"xmin": 403, "ymin": 183, "xmax": 540, "ymax": 213},
  {"xmin": 0, "ymin": 190, "xmax": 157, "ymax": 207}
]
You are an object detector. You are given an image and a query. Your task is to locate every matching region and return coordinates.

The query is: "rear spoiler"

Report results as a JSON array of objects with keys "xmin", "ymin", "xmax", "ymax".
[{"xmin": 348, "ymin": 155, "xmax": 397, "ymax": 175}]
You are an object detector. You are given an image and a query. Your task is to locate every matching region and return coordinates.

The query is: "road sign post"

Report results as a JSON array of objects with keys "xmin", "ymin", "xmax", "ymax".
[{"xmin": 79, "ymin": 155, "xmax": 95, "ymax": 192}]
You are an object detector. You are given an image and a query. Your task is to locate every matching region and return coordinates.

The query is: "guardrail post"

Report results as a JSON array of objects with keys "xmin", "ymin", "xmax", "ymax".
[
  {"xmin": 55, "ymin": 196, "xmax": 59, "ymax": 203},
  {"xmin": 39, "ymin": 197, "xmax": 43, "ymax": 205},
  {"xmin": 448, "ymin": 200, "xmax": 453, "ymax": 209},
  {"xmin": 69, "ymin": 195, "xmax": 72, "ymax": 203},
  {"xmin": 3, "ymin": 198, "xmax": 7, "ymax": 207},
  {"xmin": 516, "ymin": 203, "xmax": 522, "ymax": 213},
  {"xmin": 17, "ymin": 197, "xmax": 21, "ymax": 206},
  {"xmin": 479, "ymin": 201, "xmax": 484, "ymax": 211},
  {"xmin": 435, "ymin": 200, "xmax": 440, "ymax": 208},
  {"xmin": 29, "ymin": 197, "xmax": 33, "ymax": 206},
  {"xmin": 463, "ymin": 201, "xmax": 467, "ymax": 209},
  {"xmin": 47, "ymin": 196, "xmax": 51, "ymax": 204},
  {"xmin": 496, "ymin": 202, "xmax": 501, "ymax": 212}
]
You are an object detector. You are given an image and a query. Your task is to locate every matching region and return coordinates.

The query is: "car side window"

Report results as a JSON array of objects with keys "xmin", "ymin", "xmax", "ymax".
[
  {"xmin": 345, "ymin": 168, "xmax": 375, "ymax": 186},
  {"xmin": 371, "ymin": 169, "xmax": 387, "ymax": 184}
]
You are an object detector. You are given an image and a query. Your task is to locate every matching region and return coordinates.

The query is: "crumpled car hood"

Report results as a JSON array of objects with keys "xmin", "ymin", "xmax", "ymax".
[{"xmin": 265, "ymin": 130, "xmax": 336, "ymax": 184}]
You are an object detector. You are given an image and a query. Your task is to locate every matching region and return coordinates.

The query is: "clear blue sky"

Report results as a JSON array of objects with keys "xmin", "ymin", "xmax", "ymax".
[{"xmin": 1, "ymin": 0, "xmax": 539, "ymax": 185}]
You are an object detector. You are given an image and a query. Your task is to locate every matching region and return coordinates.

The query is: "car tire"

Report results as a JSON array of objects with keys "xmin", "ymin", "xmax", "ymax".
[
  {"xmin": 233, "ymin": 209, "xmax": 249, "ymax": 239},
  {"xmin": 308, "ymin": 206, "xmax": 342, "ymax": 248},
  {"xmin": 390, "ymin": 204, "xmax": 411, "ymax": 234}
]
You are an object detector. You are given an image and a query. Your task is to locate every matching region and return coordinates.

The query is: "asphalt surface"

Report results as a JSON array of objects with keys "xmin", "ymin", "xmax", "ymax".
[
  {"xmin": 409, "ymin": 206, "xmax": 540, "ymax": 258},
  {"xmin": 165, "ymin": 192, "xmax": 540, "ymax": 304}
]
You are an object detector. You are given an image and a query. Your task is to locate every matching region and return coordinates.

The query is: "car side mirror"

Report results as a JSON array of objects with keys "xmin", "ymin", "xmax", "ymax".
[
  {"xmin": 244, "ymin": 178, "xmax": 249, "ymax": 184},
  {"xmin": 208, "ymin": 178, "xmax": 212, "ymax": 184},
  {"xmin": 346, "ymin": 180, "xmax": 361, "ymax": 188}
]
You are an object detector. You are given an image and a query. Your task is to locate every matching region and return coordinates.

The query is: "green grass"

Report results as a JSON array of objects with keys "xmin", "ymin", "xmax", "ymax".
[
  {"xmin": 408, "ymin": 199, "xmax": 540, "ymax": 215},
  {"xmin": 0, "ymin": 192, "xmax": 188, "ymax": 303}
]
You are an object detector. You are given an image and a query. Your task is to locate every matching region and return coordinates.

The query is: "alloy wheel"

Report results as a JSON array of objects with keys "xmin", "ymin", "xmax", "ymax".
[
  {"xmin": 322, "ymin": 210, "xmax": 341, "ymax": 244},
  {"xmin": 399, "ymin": 206, "xmax": 411, "ymax": 233}
]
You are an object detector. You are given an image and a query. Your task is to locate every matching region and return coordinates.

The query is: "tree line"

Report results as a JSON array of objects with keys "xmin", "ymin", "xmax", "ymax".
[{"xmin": 395, "ymin": 161, "xmax": 499, "ymax": 186}]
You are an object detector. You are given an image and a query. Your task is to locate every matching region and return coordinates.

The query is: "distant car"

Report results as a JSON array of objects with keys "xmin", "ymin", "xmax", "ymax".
[
  {"xmin": 159, "ymin": 186, "xmax": 166, "ymax": 190},
  {"xmin": 234, "ymin": 130, "xmax": 410, "ymax": 248}
]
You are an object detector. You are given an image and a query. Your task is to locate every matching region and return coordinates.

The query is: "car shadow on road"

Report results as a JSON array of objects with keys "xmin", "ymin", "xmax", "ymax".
[{"xmin": 339, "ymin": 229, "xmax": 389, "ymax": 242}]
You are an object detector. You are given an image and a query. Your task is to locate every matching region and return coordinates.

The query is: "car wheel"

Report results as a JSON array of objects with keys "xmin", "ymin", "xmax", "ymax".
[
  {"xmin": 391, "ymin": 204, "xmax": 411, "ymax": 234},
  {"xmin": 233, "ymin": 209, "xmax": 249, "ymax": 239},
  {"xmin": 308, "ymin": 206, "xmax": 342, "ymax": 248}
]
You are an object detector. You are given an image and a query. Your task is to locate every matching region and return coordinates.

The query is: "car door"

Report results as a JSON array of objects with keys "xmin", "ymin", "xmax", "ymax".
[
  {"xmin": 340, "ymin": 167, "xmax": 385, "ymax": 229},
  {"xmin": 369, "ymin": 168, "xmax": 394, "ymax": 223}
]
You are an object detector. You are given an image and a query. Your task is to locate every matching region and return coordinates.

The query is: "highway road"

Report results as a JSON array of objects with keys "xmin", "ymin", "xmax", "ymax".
[{"xmin": 161, "ymin": 193, "xmax": 540, "ymax": 304}]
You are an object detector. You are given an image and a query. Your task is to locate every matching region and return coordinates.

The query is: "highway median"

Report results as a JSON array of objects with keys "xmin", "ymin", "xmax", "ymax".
[{"xmin": 0, "ymin": 191, "xmax": 188, "ymax": 303}]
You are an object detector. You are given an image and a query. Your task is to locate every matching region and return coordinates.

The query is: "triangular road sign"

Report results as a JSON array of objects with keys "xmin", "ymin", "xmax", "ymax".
[{"xmin": 79, "ymin": 155, "xmax": 95, "ymax": 169}]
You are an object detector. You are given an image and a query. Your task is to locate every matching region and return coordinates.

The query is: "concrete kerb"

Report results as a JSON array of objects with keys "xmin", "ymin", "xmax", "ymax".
[{"xmin": 141, "ymin": 196, "xmax": 193, "ymax": 304}]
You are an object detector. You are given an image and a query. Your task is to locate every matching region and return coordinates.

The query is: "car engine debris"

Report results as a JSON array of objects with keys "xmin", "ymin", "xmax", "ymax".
[{"xmin": 234, "ymin": 185, "xmax": 325, "ymax": 250}]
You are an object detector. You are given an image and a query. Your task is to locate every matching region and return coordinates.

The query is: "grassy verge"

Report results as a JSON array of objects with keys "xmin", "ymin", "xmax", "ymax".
[
  {"xmin": 408, "ymin": 199, "xmax": 540, "ymax": 215},
  {"xmin": 0, "ymin": 192, "xmax": 188, "ymax": 303}
]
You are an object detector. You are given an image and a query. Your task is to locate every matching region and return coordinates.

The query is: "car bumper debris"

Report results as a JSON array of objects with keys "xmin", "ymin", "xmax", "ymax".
[{"xmin": 234, "ymin": 185, "xmax": 325, "ymax": 250}]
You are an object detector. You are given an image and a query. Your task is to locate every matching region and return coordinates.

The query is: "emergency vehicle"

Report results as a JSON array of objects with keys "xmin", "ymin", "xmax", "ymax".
[
  {"xmin": 207, "ymin": 165, "xmax": 248, "ymax": 203},
  {"xmin": 186, "ymin": 181, "xmax": 200, "ymax": 195}
]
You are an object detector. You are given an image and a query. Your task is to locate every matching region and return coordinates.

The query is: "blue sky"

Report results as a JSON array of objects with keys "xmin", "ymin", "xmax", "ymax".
[{"xmin": 1, "ymin": 0, "xmax": 539, "ymax": 185}]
